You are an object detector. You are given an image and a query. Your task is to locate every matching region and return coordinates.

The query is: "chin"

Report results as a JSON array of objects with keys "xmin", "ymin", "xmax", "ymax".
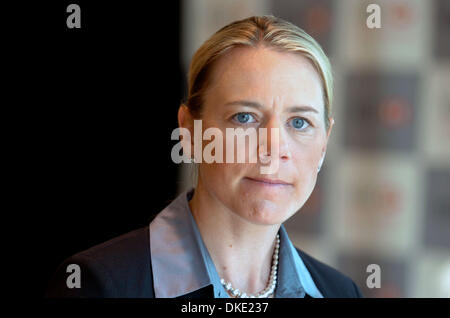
[{"xmin": 241, "ymin": 199, "xmax": 291, "ymax": 226}]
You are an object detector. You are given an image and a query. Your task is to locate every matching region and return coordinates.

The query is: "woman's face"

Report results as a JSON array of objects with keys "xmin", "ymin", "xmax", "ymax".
[{"xmin": 186, "ymin": 46, "xmax": 334, "ymax": 226}]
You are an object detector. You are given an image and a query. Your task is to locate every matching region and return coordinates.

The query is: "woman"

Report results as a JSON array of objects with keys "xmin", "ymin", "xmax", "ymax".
[{"xmin": 46, "ymin": 15, "xmax": 363, "ymax": 298}]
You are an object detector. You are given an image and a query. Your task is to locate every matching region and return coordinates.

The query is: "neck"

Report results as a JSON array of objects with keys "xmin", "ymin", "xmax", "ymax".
[{"xmin": 188, "ymin": 179, "xmax": 281, "ymax": 295}]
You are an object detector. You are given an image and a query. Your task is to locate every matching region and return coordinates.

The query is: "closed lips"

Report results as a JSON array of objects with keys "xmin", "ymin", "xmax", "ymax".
[{"xmin": 245, "ymin": 177, "xmax": 292, "ymax": 185}]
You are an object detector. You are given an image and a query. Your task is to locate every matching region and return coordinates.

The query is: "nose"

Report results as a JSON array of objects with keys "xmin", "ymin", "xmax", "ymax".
[{"xmin": 258, "ymin": 115, "xmax": 291, "ymax": 162}]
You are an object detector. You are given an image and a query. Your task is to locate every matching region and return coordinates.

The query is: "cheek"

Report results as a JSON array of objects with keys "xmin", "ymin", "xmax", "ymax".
[
  {"xmin": 292, "ymin": 149, "xmax": 320, "ymax": 173},
  {"xmin": 200, "ymin": 162, "xmax": 248, "ymax": 189},
  {"xmin": 290, "ymin": 133, "xmax": 325, "ymax": 173},
  {"xmin": 198, "ymin": 121, "xmax": 255, "ymax": 190},
  {"xmin": 290, "ymin": 144, "xmax": 322, "ymax": 196}
]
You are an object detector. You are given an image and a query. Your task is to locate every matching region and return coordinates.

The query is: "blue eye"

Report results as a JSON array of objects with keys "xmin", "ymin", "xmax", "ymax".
[
  {"xmin": 290, "ymin": 117, "xmax": 309, "ymax": 130},
  {"xmin": 233, "ymin": 113, "xmax": 256, "ymax": 124}
]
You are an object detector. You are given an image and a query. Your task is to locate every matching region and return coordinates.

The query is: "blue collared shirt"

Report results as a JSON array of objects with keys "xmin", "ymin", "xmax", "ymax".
[{"xmin": 149, "ymin": 188, "xmax": 323, "ymax": 298}]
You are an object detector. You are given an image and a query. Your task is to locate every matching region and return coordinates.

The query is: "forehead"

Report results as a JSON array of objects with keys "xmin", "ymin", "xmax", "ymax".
[{"xmin": 205, "ymin": 46, "xmax": 325, "ymax": 112}]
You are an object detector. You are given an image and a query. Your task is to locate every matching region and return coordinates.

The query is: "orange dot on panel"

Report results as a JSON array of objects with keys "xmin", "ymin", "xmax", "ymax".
[
  {"xmin": 378, "ymin": 97, "xmax": 413, "ymax": 128},
  {"xmin": 390, "ymin": 2, "xmax": 413, "ymax": 27},
  {"xmin": 380, "ymin": 184, "xmax": 401, "ymax": 214}
]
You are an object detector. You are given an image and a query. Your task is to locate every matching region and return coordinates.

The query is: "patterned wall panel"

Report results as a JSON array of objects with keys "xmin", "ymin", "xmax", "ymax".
[
  {"xmin": 434, "ymin": 0, "xmax": 450, "ymax": 58},
  {"xmin": 414, "ymin": 252, "xmax": 450, "ymax": 297},
  {"xmin": 335, "ymin": 155, "xmax": 420, "ymax": 255},
  {"xmin": 423, "ymin": 66, "xmax": 450, "ymax": 161},
  {"xmin": 338, "ymin": 0, "xmax": 429, "ymax": 67},
  {"xmin": 424, "ymin": 168, "xmax": 450, "ymax": 248},
  {"xmin": 344, "ymin": 72, "xmax": 418, "ymax": 151},
  {"xmin": 338, "ymin": 252, "xmax": 408, "ymax": 297}
]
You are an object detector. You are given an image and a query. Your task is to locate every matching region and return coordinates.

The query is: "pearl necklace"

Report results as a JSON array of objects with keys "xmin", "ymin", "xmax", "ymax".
[{"xmin": 220, "ymin": 234, "xmax": 280, "ymax": 298}]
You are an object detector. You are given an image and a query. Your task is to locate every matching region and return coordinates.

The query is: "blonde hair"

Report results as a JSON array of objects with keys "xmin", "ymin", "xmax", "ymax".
[
  {"xmin": 184, "ymin": 15, "xmax": 334, "ymax": 187},
  {"xmin": 185, "ymin": 14, "xmax": 334, "ymax": 131}
]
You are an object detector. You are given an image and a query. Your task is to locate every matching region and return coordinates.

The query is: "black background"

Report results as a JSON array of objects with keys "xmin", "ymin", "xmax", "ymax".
[{"xmin": 14, "ymin": 1, "xmax": 183, "ymax": 297}]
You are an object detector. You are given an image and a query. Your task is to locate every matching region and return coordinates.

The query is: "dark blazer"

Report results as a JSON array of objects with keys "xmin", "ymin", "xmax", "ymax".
[{"xmin": 45, "ymin": 225, "xmax": 364, "ymax": 298}]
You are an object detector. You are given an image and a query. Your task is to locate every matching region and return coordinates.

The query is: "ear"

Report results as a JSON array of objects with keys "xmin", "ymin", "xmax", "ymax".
[
  {"xmin": 326, "ymin": 117, "xmax": 335, "ymax": 140},
  {"xmin": 322, "ymin": 117, "xmax": 335, "ymax": 152},
  {"xmin": 178, "ymin": 104, "xmax": 195, "ymax": 150},
  {"xmin": 320, "ymin": 117, "xmax": 335, "ymax": 161}
]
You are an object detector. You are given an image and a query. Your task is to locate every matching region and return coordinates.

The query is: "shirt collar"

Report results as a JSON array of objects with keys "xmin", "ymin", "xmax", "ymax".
[{"xmin": 149, "ymin": 187, "xmax": 322, "ymax": 298}]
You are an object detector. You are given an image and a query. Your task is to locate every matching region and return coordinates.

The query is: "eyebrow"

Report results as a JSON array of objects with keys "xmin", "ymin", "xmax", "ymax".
[{"xmin": 225, "ymin": 100, "xmax": 319, "ymax": 114}]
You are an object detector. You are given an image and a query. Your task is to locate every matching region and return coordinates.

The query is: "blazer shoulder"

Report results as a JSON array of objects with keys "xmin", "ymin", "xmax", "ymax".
[
  {"xmin": 295, "ymin": 247, "xmax": 364, "ymax": 298},
  {"xmin": 46, "ymin": 226, "xmax": 153, "ymax": 298},
  {"xmin": 77, "ymin": 225, "xmax": 150, "ymax": 263}
]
